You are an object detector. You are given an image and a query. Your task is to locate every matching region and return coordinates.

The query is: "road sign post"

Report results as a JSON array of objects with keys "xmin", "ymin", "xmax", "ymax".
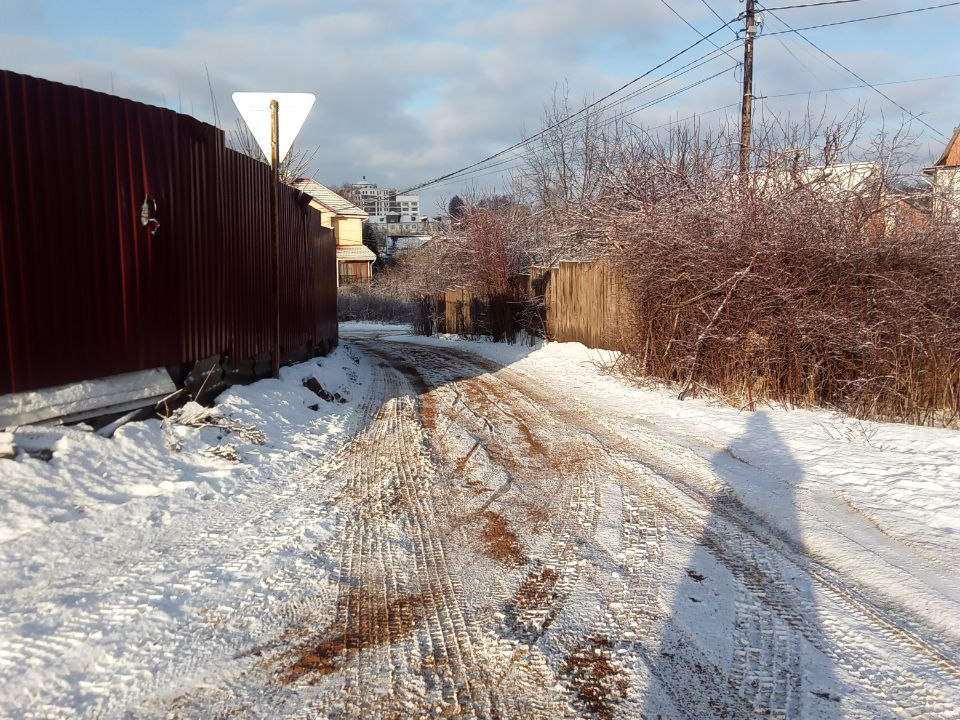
[
  {"xmin": 232, "ymin": 92, "xmax": 315, "ymax": 379},
  {"xmin": 269, "ymin": 100, "xmax": 280, "ymax": 379}
]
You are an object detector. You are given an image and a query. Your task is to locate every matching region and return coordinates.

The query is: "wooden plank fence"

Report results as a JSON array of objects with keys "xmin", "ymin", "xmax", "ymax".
[{"xmin": 432, "ymin": 261, "xmax": 629, "ymax": 351}]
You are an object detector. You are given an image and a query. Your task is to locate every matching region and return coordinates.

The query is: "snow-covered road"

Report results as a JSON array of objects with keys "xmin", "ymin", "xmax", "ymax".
[{"xmin": 1, "ymin": 325, "xmax": 958, "ymax": 718}]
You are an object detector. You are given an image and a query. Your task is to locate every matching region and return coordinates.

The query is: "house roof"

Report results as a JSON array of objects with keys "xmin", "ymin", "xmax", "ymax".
[
  {"xmin": 933, "ymin": 126, "xmax": 960, "ymax": 167},
  {"xmin": 291, "ymin": 179, "xmax": 367, "ymax": 218},
  {"xmin": 336, "ymin": 245, "xmax": 377, "ymax": 262}
]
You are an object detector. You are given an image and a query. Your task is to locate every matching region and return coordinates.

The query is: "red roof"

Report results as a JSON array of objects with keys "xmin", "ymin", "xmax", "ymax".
[{"xmin": 934, "ymin": 126, "xmax": 960, "ymax": 167}]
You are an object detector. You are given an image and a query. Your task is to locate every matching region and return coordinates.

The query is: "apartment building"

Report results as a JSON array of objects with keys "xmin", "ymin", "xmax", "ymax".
[{"xmin": 343, "ymin": 178, "xmax": 420, "ymax": 222}]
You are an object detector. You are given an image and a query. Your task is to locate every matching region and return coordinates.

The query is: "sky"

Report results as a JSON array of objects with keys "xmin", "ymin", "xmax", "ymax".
[{"xmin": 2, "ymin": 0, "xmax": 959, "ymax": 213}]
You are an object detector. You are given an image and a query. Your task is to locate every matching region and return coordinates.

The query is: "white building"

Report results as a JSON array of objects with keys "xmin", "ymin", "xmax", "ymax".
[
  {"xmin": 344, "ymin": 178, "xmax": 420, "ymax": 222},
  {"xmin": 924, "ymin": 126, "xmax": 960, "ymax": 221},
  {"xmin": 396, "ymin": 193, "xmax": 420, "ymax": 221}
]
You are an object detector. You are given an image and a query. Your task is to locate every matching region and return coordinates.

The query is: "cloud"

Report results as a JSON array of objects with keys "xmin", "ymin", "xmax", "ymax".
[{"xmin": 1, "ymin": 0, "xmax": 958, "ymax": 209}]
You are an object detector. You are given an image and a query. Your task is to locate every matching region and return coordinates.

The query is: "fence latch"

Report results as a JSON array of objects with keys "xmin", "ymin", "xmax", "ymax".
[{"xmin": 140, "ymin": 195, "xmax": 159, "ymax": 236}]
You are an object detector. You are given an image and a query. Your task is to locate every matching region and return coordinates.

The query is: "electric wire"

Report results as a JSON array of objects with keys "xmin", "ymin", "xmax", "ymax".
[
  {"xmin": 424, "ymin": 65, "xmax": 738, "ymax": 191},
  {"xmin": 589, "ymin": 40, "xmax": 740, "ymax": 118},
  {"xmin": 699, "ymin": 0, "xmax": 739, "ymax": 34},
  {"xmin": 760, "ymin": 0, "xmax": 873, "ymax": 9},
  {"xmin": 757, "ymin": 2, "xmax": 948, "ymax": 139},
  {"xmin": 406, "ymin": 40, "xmax": 741, "ymax": 190},
  {"xmin": 659, "ymin": 0, "xmax": 743, "ymax": 65},
  {"xmin": 424, "ymin": 45, "xmax": 739, "ymax": 188},
  {"xmin": 400, "ymin": 18, "xmax": 736, "ymax": 193},
  {"xmin": 426, "ymin": 69, "xmax": 959, "ymax": 192},
  {"xmin": 409, "ymin": 2, "xmax": 952, "ymax": 192},
  {"xmin": 759, "ymin": 1, "xmax": 960, "ymax": 34},
  {"xmin": 761, "ymin": 71, "xmax": 960, "ymax": 99}
]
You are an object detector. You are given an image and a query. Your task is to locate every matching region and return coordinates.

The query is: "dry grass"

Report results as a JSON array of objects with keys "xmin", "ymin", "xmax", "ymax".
[{"xmin": 337, "ymin": 284, "xmax": 417, "ymax": 324}]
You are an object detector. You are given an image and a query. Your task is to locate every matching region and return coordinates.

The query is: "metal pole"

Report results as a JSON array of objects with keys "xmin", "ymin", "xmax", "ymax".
[
  {"xmin": 270, "ymin": 99, "xmax": 280, "ymax": 379},
  {"xmin": 739, "ymin": 0, "xmax": 756, "ymax": 176}
]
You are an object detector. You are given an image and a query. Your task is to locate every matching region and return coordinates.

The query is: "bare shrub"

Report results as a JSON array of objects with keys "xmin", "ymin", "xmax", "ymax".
[
  {"xmin": 407, "ymin": 94, "xmax": 960, "ymax": 424},
  {"xmin": 337, "ymin": 284, "xmax": 417, "ymax": 325},
  {"xmin": 603, "ymin": 121, "xmax": 960, "ymax": 425},
  {"xmin": 228, "ymin": 118, "xmax": 317, "ymax": 184}
]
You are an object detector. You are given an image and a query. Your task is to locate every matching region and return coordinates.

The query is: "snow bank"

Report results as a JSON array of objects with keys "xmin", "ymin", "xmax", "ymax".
[{"xmin": 0, "ymin": 345, "xmax": 367, "ymax": 544}]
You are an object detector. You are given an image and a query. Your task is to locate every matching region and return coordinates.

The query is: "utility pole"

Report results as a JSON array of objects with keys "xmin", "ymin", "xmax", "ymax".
[
  {"xmin": 739, "ymin": 0, "xmax": 756, "ymax": 175},
  {"xmin": 270, "ymin": 99, "xmax": 280, "ymax": 379}
]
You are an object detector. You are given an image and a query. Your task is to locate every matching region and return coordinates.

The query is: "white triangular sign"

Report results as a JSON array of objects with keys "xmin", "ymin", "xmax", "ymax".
[{"xmin": 232, "ymin": 92, "xmax": 316, "ymax": 163}]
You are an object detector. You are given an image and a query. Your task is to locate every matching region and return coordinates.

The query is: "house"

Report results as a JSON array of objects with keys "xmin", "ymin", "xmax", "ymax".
[
  {"xmin": 923, "ymin": 126, "xmax": 960, "ymax": 221},
  {"xmin": 749, "ymin": 160, "xmax": 938, "ymax": 235},
  {"xmin": 753, "ymin": 160, "xmax": 880, "ymax": 196},
  {"xmin": 292, "ymin": 178, "xmax": 377, "ymax": 284}
]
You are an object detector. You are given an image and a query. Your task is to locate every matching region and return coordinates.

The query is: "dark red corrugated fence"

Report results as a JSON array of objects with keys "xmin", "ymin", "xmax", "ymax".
[{"xmin": 0, "ymin": 69, "xmax": 337, "ymax": 395}]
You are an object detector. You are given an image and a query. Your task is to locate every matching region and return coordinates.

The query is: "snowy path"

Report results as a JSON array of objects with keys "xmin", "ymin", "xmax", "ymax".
[{"xmin": 1, "ymin": 327, "xmax": 958, "ymax": 718}]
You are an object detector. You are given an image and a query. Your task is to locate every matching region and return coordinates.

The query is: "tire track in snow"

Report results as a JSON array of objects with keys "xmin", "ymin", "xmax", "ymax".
[
  {"xmin": 268, "ymin": 354, "xmax": 514, "ymax": 718},
  {"xmin": 383, "ymin": 344, "xmax": 749, "ymax": 718},
  {"xmin": 394, "ymin": 341, "xmax": 960, "ymax": 719}
]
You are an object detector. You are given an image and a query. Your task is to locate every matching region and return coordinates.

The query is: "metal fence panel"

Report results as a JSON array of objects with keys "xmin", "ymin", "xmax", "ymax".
[{"xmin": 0, "ymin": 69, "xmax": 336, "ymax": 395}]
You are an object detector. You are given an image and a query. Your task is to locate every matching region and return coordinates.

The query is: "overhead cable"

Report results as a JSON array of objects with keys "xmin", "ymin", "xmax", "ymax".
[
  {"xmin": 759, "ymin": 1, "xmax": 960, "ymax": 33},
  {"xmin": 420, "ymin": 46, "xmax": 739, "ymax": 189},
  {"xmin": 760, "ymin": 0, "xmax": 874, "ymax": 10},
  {"xmin": 428, "ymin": 69, "xmax": 960, "ymax": 191},
  {"xmin": 400, "ymin": 19, "xmax": 736, "ymax": 193},
  {"xmin": 757, "ymin": 2, "xmax": 948, "ymax": 139},
  {"xmin": 425, "ymin": 66, "xmax": 737, "ymax": 191},
  {"xmin": 659, "ymin": 0, "xmax": 743, "ymax": 64}
]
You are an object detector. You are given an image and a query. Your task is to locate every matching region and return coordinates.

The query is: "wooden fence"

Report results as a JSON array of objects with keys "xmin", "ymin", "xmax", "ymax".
[{"xmin": 432, "ymin": 261, "xmax": 628, "ymax": 351}]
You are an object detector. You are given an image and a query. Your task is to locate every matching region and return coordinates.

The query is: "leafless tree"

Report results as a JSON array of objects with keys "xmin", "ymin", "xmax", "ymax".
[{"xmin": 227, "ymin": 118, "xmax": 319, "ymax": 184}]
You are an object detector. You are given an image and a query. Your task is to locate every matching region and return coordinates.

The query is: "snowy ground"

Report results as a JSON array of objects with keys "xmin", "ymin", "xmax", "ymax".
[{"xmin": 0, "ymin": 325, "xmax": 958, "ymax": 718}]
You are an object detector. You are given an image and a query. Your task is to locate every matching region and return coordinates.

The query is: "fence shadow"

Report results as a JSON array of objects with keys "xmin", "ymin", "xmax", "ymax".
[{"xmin": 641, "ymin": 411, "xmax": 842, "ymax": 718}]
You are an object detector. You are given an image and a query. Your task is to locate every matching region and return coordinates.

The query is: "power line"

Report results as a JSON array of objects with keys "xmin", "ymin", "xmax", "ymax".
[
  {"xmin": 757, "ymin": 2, "xmax": 948, "ymax": 140},
  {"xmin": 411, "ymin": 44, "xmax": 738, "ymax": 191},
  {"xmin": 421, "ymin": 45, "xmax": 740, "ymax": 189},
  {"xmin": 403, "ymin": 41, "xmax": 738, "ymax": 191},
  {"xmin": 411, "ymin": 3, "xmax": 953, "ymax": 193},
  {"xmin": 726, "ymin": 0, "xmax": 818, "ymax": 82},
  {"xmin": 699, "ymin": 0, "xmax": 738, "ymax": 34},
  {"xmin": 400, "ymin": 18, "xmax": 736, "ymax": 193},
  {"xmin": 761, "ymin": 71, "xmax": 960, "ymax": 99},
  {"xmin": 617, "ymin": 66, "xmax": 738, "ymax": 125},
  {"xmin": 436, "ymin": 67, "xmax": 960, "ymax": 191},
  {"xmin": 645, "ymin": 70, "xmax": 960, "ymax": 130},
  {"xmin": 659, "ymin": 0, "xmax": 743, "ymax": 65},
  {"xmin": 427, "ymin": 65, "xmax": 738, "ymax": 190},
  {"xmin": 427, "ymin": 69, "xmax": 960, "ymax": 193},
  {"xmin": 760, "ymin": 1, "xmax": 960, "ymax": 34},
  {"xmin": 760, "ymin": 0, "xmax": 872, "ymax": 10},
  {"xmin": 592, "ymin": 41, "xmax": 740, "ymax": 118}
]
